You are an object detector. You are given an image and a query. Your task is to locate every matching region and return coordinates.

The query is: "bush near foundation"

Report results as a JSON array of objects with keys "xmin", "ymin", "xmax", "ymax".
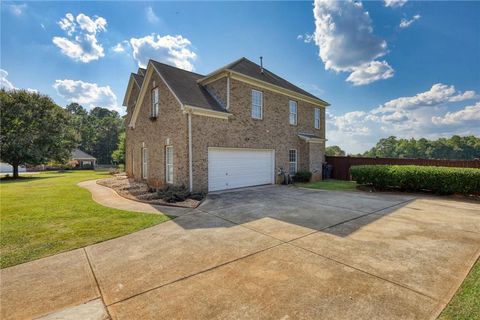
[
  {"xmin": 293, "ymin": 171, "xmax": 312, "ymax": 183},
  {"xmin": 350, "ymin": 165, "xmax": 480, "ymax": 195}
]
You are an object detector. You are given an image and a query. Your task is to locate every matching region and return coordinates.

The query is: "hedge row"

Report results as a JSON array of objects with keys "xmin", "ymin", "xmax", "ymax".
[{"xmin": 350, "ymin": 165, "xmax": 480, "ymax": 195}]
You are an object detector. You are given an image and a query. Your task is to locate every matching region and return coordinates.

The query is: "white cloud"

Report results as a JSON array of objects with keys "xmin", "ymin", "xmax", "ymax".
[
  {"xmin": 7, "ymin": 3, "xmax": 27, "ymax": 16},
  {"xmin": 52, "ymin": 13, "xmax": 107, "ymax": 63},
  {"xmin": 384, "ymin": 0, "xmax": 407, "ymax": 8},
  {"xmin": 373, "ymin": 83, "xmax": 477, "ymax": 114},
  {"xmin": 312, "ymin": 0, "xmax": 393, "ymax": 85},
  {"xmin": 399, "ymin": 14, "xmax": 421, "ymax": 29},
  {"xmin": 146, "ymin": 6, "xmax": 159, "ymax": 24},
  {"xmin": 40, "ymin": 23, "xmax": 46, "ymax": 30},
  {"xmin": 53, "ymin": 79, "xmax": 120, "ymax": 112},
  {"xmin": 327, "ymin": 84, "xmax": 479, "ymax": 153},
  {"xmin": 129, "ymin": 34, "xmax": 197, "ymax": 70},
  {"xmin": 432, "ymin": 102, "xmax": 480, "ymax": 125},
  {"xmin": 346, "ymin": 61, "xmax": 394, "ymax": 86},
  {"xmin": 0, "ymin": 69, "xmax": 15, "ymax": 90},
  {"xmin": 112, "ymin": 41, "xmax": 128, "ymax": 53},
  {"xmin": 296, "ymin": 33, "xmax": 314, "ymax": 43}
]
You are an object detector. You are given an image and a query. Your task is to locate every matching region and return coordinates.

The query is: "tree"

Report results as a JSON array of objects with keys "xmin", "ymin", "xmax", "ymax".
[
  {"xmin": 112, "ymin": 131, "xmax": 125, "ymax": 164},
  {"xmin": 362, "ymin": 135, "xmax": 480, "ymax": 160},
  {"xmin": 0, "ymin": 89, "xmax": 76, "ymax": 178},
  {"xmin": 66, "ymin": 104, "xmax": 124, "ymax": 164},
  {"xmin": 326, "ymin": 145, "xmax": 346, "ymax": 156}
]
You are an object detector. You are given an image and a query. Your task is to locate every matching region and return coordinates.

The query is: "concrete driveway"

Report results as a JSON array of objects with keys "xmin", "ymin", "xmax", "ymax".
[{"xmin": 1, "ymin": 186, "xmax": 479, "ymax": 319}]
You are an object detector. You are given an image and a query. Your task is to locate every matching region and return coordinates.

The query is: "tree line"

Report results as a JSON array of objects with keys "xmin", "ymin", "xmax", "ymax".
[
  {"xmin": 326, "ymin": 135, "xmax": 480, "ymax": 160},
  {"xmin": 0, "ymin": 89, "xmax": 125, "ymax": 177}
]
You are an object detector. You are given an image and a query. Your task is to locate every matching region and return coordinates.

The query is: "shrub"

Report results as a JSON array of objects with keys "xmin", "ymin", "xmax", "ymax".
[
  {"xmin": 350, "ymin": 165, "xmax": 480, "ymax": 195},
  {"xmin": 294, "ymin": 171, "xmax": 312, "ymax": 183},
  {"xmin": 157, "ymin": 185, "xmax": 205, "ymax": 203}
]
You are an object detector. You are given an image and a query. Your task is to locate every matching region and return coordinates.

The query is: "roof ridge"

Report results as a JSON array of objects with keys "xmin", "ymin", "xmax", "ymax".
[{"xmin": 149, "ymin": 59, "xmax": 205, "ymax": 77}]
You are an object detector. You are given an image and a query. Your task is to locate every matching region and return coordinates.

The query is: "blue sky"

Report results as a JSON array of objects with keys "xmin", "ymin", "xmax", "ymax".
[{"xmin": 1, "ymin": 0, "xmax": 479, "ymax": 153}]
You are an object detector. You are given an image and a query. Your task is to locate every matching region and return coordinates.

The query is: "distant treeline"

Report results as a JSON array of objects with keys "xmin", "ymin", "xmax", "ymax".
[
  {"xmin": 66, "ymin": 103, "xmax": 124, "ymax": 164},
  {"xmin": 327, "ymin": 135, "xmax": 480, "ymax": 160}
]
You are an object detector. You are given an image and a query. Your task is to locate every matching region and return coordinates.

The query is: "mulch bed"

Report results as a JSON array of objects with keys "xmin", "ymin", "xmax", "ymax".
[{"xmin": 97, "ymin": 175, "xmax": 200, "ymax": 208}]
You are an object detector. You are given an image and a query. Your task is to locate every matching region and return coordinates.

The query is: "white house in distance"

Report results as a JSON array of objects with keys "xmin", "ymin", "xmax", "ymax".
[{"xmin": 0, "ymin": 163, "xmax": 26, "ymax": 174}]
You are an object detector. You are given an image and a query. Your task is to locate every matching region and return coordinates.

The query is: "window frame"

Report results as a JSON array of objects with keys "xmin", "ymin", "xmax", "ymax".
[
  {"xmin": 141, "ymin": 147, "xmax": 148, "ymax": 180},
  {"xmin": 289, "ymin": 149, "xmax": 297, "ymax": 176},
  {"xmin": 151, "ymin": 87, "xmax": 159, "ymax": 118},
  {"xmin": 314, "ymin": 107, "xmax": 321, "ymax": 129},
  {"xmin": 251, "ymin": 89, "xmax": 263, "ymax": 120},
  {"xmin": 165, "ymin": 146, "xmax": 173, "ymax": 184},
  {"xmin": 289, "ymin": 100, "xmax": 298, "ymax": 125}
]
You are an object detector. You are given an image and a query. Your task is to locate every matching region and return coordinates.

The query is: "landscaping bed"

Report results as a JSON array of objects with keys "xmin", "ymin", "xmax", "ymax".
[{"xmin": 97, "ymin": 175, "xmax": 203, "ymax": 208}]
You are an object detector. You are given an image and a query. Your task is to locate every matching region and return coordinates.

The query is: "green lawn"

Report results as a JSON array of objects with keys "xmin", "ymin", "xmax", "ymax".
[
  {"xmin": 439, "ymin": 259, "xmax": 480, "ymax": 320},
  {"xmin": 297, "ymin": 179, "xmax": 358, "ymax": 191},
  {"xmin": 0, "ymin": 170, "xmax": 169, "ymax": 268}
]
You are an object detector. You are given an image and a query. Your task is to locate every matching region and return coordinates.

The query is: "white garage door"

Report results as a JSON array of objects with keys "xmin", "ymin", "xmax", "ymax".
[{"xmin": 208, "ymin": 148, "xmax": 275, "ymax": 191}]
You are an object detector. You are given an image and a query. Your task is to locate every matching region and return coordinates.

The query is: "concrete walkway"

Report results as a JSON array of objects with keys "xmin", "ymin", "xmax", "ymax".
[
  {"xmin": 78, "ymin": 180, "xmax": 192, "ymax": 217},
  {"xmin": 1, "ymin": 186, "xmax": 479, "ymax": 319}
]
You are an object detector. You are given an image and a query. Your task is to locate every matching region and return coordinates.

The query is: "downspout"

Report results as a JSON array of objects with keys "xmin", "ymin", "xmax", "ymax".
[
  {"xmin": 188, "ymin": 112, "xmax": 193, "ymax": 192},
  {"xmin": 226, "ymin": 74, "xmax": 230, "ymax": 110}
]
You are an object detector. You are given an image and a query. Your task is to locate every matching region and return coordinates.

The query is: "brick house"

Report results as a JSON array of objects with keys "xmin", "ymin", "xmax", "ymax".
[{"xmin": 123, "ymin": 57, "xmax": 329, "ymax": 192}]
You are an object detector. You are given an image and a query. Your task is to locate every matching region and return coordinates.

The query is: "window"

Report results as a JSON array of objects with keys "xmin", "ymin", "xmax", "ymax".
[
  {"xmin": 165, "ymin": 146, "xmax": 173, "ymax": 184},
  {"xmin": 289, "ymin": 100, "xmax": 297, "ymax": 125},
  {"xmin": 289, "ymin": 149, "xmax": 297, "ymax": 175},
  {"xmin": 314, "ymin": 107, "xmax": 321, "ymax": 129},
  {"xmin": 141, "ymin": 147, "xmax": 148, "ymax": 179},
  {"xmin": 251, "ymin": 90, "xmax": 263, "ymax": 119},
  {"xmin": 151, "ymin": 87, "xmax": 159, "ymax": 118}
]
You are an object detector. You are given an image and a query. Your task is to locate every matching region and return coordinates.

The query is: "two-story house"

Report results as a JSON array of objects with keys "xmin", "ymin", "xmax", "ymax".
[{"xmin": 123, "ymin": 57, "xmax": 329, "ymax": 192}]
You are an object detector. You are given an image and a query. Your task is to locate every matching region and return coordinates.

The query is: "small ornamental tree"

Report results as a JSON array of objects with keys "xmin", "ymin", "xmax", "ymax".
[
  {"xmin": 112, "ymin": 131, "xmax": 125, "ymax": 164},
  {"xmin": 0, "ymin": 89, "xmax": 76, "ymax": 178}
]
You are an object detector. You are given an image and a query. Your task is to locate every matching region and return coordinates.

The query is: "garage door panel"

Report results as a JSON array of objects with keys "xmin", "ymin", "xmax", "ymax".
[{"xmin": 208, "ymin": 148, "xmax": 274, "ymax": 191}]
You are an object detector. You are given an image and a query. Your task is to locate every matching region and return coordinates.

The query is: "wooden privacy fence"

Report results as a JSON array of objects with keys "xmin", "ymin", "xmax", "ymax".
[{"xmin": 325, "ymin": 156, "xmax": 480, "ymax": 181}]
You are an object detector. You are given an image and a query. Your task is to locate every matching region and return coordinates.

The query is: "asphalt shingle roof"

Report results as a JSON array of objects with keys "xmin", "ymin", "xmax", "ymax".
[
  {"xmin": 71, "ymin": 149, "xmax": 96, "ymax": 160},
  {"xmin": 221, "ymin": 57, "xmax": 328, "ymax": 104},
  {"xmin": 151, "ymin": 60, "xmax": 226, "ymax": 112}
]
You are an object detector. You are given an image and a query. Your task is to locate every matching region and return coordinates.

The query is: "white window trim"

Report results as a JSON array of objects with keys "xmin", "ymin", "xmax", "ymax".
[
  {"xmin": 251, "ymin": 89, "xmax": 263, "ymax": 120},
  {"xmin": 289, "ymin": 100, "xmax": 297, "ymax": 125},
  {"xmin": 151, "ymin": 87, "xmax": 159, "ymax": 118},
  {"xmin": 142, "ymin": 147, "xmax": 148, "ymax": 180},
  {"xmin": 314, "ymin": 107, "xmax": 320, "ymax": 129},
  {"xmin": 289, "ymin": 149, "xmax": 297, "ymax": 176},
  {"xmin": 165, "ymin": 146, "xmax": 173, "ymax": 184}
]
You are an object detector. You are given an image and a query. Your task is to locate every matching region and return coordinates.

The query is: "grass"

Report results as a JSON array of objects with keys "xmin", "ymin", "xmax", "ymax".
[
  {"xmin": 297, "ymin": 179, "xmax": 358, "ymax": 191},
  {"xmin": 439, "ymin": 259, "xmax": 480, "ymax": 320},
  {"xmin": 0, "ymin": 170, "xmax": 169, "ymax": 268}
]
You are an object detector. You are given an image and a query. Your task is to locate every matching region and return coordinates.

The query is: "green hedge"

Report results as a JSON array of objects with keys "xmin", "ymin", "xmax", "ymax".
[
  {"xmin": 350, "ymin": 165, "xmax": 480, "ymax": 195},
  {"xmin": 294, "ymin": 171, "xmax": 312, "ymax": 183}
]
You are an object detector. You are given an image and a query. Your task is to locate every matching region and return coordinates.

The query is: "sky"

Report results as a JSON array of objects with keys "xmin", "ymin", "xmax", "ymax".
[{"xmin": 1, "ymin": 0, "xmax": 479, "ymax": 153}]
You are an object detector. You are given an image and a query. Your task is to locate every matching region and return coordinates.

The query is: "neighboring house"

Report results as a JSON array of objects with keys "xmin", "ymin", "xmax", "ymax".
[
  {"xmin": 71, "ymin": 149, "xmax": 96, "ymax": 168},
  {"xmin": 123, "ymin": 57, "xmax": 329, "ymax": 192}
]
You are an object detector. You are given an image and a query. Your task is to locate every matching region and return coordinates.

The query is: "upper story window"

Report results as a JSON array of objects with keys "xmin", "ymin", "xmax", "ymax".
[
  {"xmin": 251, "ymin": 90, "xmax": 263, "ymax": 119},
  {"xmin": 151, "ymin": 87, "xmax": 159, "ymax": 118},
  {"xmin": 314, "ymin": 107, "xmax": 321, "ymax": 129},
  {"xmin": 289, "ymin": 100, "xmax": 297, "ymax": 125}
]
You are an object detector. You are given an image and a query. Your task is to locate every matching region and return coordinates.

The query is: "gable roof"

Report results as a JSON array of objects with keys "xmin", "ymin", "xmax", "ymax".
[
  {"xmin": 151, "ymin": 61, "xmax": 226, "ymax": 112},
  {"xmin": 126, "ymin": 57, "xmax": 329, "ymax": 127},
  {"xmin": 71, "ymin": 149, "xmax": 96, "ymax": 160},
  {"xmin": 199, "ymin": 57, "xmax": 329, "ymax": 106}
]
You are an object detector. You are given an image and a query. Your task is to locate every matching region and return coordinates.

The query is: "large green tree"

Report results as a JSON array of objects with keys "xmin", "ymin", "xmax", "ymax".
[
  {"xmin": 0, "ymin": 89, "xmax": 76, "ymax": 177},
  {"xmin": 66, "ymin": 103, "xmax": 124, "ymax": 164},
  {"xmin": 326, "ymin": 145, "xmax": 346, "ymax": 156}
]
